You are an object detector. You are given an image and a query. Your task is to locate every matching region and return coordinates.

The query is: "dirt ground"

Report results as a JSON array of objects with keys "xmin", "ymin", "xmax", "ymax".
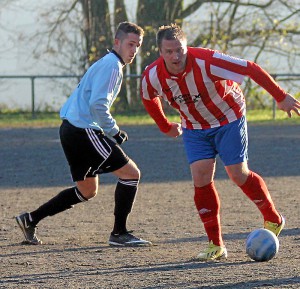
[{"xmin": 0, "ymin": 123, "xmax": 299, "ymax": 289}]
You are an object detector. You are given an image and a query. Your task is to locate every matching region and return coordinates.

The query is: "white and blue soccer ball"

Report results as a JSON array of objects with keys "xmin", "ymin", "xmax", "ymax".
[{"xmin": 246, "ymin": 228, "xmax": 279, "ymax": 262}]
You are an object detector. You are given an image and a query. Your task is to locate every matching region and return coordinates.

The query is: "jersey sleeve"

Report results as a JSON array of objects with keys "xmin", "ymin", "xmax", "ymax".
[
  {"xmin": 208, "ymin": 50, "xmax": 286, "ymax": 102},
  {"xmin": 142, "ymin": 97, "xmax": 172, "ymax": 133},
  {"xmin": 89, "ymin": 62, "xmax": 120, "ymax": 136},
  {"xmin": 141, "ymin": 72, "xmax": 172, "ymax": 133},
  {"xmin": 245, "ymin": 61, "xmax": 286, "ymax": 102}
]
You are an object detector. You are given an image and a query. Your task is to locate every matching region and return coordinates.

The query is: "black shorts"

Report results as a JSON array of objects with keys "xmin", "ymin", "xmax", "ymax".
[{"xmin": 59, "ymin": 120, "xmax": 129, "ymax": 182}]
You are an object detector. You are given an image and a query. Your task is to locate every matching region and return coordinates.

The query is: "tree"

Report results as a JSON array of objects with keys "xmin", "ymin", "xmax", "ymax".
[
  {"xmin": 184, "ymin": 0, "xmax": 300, "ymax": 108},
  {"xmin": 80, "ymin": 0, "xmax": 113, "ymax": 65},
  {"xmin": 13, "ymin": 0, "xmax": 300, "ymax": 110},
  {"xmin": 137, "ymin": 0, "xmax": 184, "ymax": 70}
]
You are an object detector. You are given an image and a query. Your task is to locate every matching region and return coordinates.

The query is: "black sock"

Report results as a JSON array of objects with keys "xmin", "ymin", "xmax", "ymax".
[
  {"xmin": 30, "ymin": 187, "xmax": 87, "ymax": 226},
  {"xmin": 112, "ymin": 179, "xmax": 139, "ymax": 235}
]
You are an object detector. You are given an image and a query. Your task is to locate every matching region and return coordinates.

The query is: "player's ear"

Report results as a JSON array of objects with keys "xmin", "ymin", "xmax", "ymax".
[{"xmin": 114, "ymin": 38, "xmax": 121, "ymax": 49}]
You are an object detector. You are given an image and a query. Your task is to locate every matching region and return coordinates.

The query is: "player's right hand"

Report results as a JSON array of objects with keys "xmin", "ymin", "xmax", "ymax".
[
  {"xmin": 165, "ymin": 122, "xmax": 182, "ymax": 138},
  {"xmin": 113, "ymin": 130, "xmax": 128, "ymax": 145}
]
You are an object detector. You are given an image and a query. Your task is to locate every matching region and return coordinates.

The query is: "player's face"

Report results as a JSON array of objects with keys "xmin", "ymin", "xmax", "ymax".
[
  {"xmin": 159, "ymin": 38, "xmax": 187, "ymax": 75},
  {"xmin": 115, "ymin": 33, "xmax": 143, "ymax": 64}
]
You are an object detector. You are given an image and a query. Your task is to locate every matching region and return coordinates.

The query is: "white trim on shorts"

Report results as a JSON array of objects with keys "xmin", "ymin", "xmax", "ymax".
[
  {"xmin": 85, "ymin": 128, "xmax": 112, "ymax": 158},
  {"xmin": 85, "ymin": 128, "xmax": 113, "ymax": 175}
]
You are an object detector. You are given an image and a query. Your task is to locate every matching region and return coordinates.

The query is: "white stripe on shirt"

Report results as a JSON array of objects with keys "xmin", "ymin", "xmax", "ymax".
[
  {"xmin": 108, "ymin": 68, "xmax": 119, "ymax": 93},
  {"xmin": 210, "ymin": 65, "xmax": 245, "ymax": 84},
  {"xmin": 213, "ymin": 51, "xmax": 247, "ymax": 67}
]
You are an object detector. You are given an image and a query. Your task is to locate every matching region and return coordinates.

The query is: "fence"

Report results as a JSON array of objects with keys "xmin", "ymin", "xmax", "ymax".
[
  {"xmin": 0, "ymin": 74, "xmax": 299, "ymax": 118},
  {"xmin": 0, "ymin": 75, "xmax": 82, "ymax": 117}
]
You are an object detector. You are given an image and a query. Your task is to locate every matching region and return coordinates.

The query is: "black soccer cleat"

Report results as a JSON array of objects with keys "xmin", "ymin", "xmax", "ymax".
[
  {"xmin": 108, "ymin": 231, "xmax": 152, "ymax": 247},
  {"xmin": 15, "ymin": 212, "xmax": 42, "ymax": 245}
]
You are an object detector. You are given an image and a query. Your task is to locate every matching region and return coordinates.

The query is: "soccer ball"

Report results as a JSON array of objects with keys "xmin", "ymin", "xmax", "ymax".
[{"xmin": 245, "ymin": 228, "xmax": 279, "ymax": 262}]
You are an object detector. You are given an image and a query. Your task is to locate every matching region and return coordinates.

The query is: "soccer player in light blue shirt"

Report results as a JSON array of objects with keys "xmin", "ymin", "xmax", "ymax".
[
  {"xmin": 60, "ymin": 49, "xmax": 124, "ymax": 136},
  {"xmin": 16, "ymin": 22, "xmax": 152, "ymax": 247}
]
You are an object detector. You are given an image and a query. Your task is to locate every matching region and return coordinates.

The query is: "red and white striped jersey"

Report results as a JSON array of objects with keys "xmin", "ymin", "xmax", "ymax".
[{"xmin": 141, "ymin": 47, "xmax": 286, "ymax": 131}]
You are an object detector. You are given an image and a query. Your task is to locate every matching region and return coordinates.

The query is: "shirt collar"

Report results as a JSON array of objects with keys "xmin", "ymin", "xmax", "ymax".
[{"xmin": 111, "ymin": 49, "xmax": 125, "ymax": 66}]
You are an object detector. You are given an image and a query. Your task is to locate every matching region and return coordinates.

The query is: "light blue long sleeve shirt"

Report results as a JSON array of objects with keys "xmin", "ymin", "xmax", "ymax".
[{"xmin": 60, "ymin": 51, "xmax": 124, "ymax": 137}]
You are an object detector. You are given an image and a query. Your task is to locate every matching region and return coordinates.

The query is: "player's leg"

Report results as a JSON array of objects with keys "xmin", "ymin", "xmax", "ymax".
[
  {"xmin": 227, "ymin": 162, "xmax": 284, "ymax": 235},
  {"xmin": 15, "ymin": 179, "xmax": 95, "ymax": 245},
  {"xmin": 220, "ymin": 116, "xmax": 284, "ymax": 236},
  {"xmin": 182, "ymin": 127, "xmax": 227, "ymax": 261},
  {"xmin": 191, "ymin": 159, "xmax": 227, "ymax": 260},
  {"xmin": 30, "ymin": 176, "xmax": 97, "ymax": 224},
  {"xmin": 191, "ymin": 159, "xmax": 222, "ymax": 245},
  {"xmin": 15, "ymin": 120, "xmax": 103, "ymax": 244},
  {"xmin": 106, "ymin": 158, "xmax": 152, "ymax": 246},
  {"xmin": 111, "ymin": 159, "xmax": 140, "ymax": 234}
]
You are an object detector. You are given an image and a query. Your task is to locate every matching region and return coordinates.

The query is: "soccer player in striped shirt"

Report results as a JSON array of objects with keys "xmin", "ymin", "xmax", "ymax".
[
  {"xmin": 141, "ymin": 23, "xmax": 300, "ymax": 261},
  {"xmin": 15, "ymin": 22, "xmax": 152, "ymax": 247}
]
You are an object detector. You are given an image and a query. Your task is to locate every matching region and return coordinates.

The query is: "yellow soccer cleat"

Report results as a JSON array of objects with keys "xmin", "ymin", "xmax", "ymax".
[
  {"xmin": 264, "ymin": 214, "xmax": 285, "ymax": 237},
  {"xmin": 196, "ymin": 241, "xmax": 228, "ymax": 261}
]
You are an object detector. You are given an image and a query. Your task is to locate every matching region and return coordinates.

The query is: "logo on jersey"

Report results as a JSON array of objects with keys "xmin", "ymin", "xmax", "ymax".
[{"xmin": 172, "ymin": 93, "xmax": 201, "ymax": 104}]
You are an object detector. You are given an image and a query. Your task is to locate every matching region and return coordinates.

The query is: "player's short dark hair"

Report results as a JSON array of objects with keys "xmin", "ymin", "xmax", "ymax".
[
  {"xmin": 115, "ymin": 21, "xmax": 144, "ymax": 40},
  {"xmin": 156, "ymin": 23, "xmax": 186, "ymax": 49}
]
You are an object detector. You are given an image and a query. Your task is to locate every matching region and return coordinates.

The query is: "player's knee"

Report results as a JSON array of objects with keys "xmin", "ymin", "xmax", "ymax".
[
  {"xmin": 124, "ymin": 167, "xmax": 140, "ymax": 180},
  {"xmin": 229, "ymin": 172, "xmax": 248, "ymax": 186},
  {"xmin": 77, "ymin": 175, "xmax": 100, "ymax": 198},
  {"xmin": 76, "ymin": 181, "xmax": 98, "ymax": 200},
  {"xmin": 192, "ymin": 173, "xmax": 213, "ymax": 188},
  {"xmin": 81, "ymin": 188, "xmax": 97, "ymax": 200},
  {"xmin": 126, "ymin": 161, "xmax": 141, "ymax": 180},
  {"xmin": 226, "ymin": 163, "xmax": 249, "ymax": 186},
  {"xmin": 134, "ymin": 167, "xmax": 141, "ymax": 180}
]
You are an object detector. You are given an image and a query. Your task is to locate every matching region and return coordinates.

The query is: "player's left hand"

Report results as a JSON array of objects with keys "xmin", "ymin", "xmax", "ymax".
[
  {"xmin": 277, "ymin": 93, "xmax": 300, "ymax": 118},
  {"xmin": 113, "ymin": 130, "xmax": 128, "ymax": 145}
]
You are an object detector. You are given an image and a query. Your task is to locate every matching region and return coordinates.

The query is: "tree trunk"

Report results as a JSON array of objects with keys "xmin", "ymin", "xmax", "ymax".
[{"xmin": 80, "ymin": 0, "xmax": 112, "ymax": 65}]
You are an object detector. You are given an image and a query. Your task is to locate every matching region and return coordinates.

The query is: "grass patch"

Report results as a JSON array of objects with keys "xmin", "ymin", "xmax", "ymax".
[
  {"xmin": 0, "ymin": 110, "xmax": 299, "ymax": 128},
  {"xmin": 246, "ymin": 109, "xmax": 300, "ymax": 125},
  {"xmin": 0, "ymin": 112, "xmax": 61, "ymax": 128}
]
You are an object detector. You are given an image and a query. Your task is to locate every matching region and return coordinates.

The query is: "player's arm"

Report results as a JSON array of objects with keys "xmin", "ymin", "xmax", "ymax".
[
  {"xmin": 141, "ymin": 69, "xmax": 182, "ymax": 137},
  {"xmin": 244, "ymin": 62, "xmax": 300, "ymax": 117},
  {"xmin": 209, "ymin": 51, "xmax": 300, "ymax": 117},
  {"xmin": 90, "ymin": 76, "xmax": 129, "ymax": 144},
  {"xmin": 90, "ymin": 65, "xmax": 120, "ymax": 137},
  {"xmin": 245, "ymin": 61, "xmax": 286, "ymax": 102},
  {"xmin": 209, "ymin": 50, "xmax": 286, "ymax": 102},
  {"xmin": 142, "ymin": 97, "xmax": 182, "ymax": 137}
]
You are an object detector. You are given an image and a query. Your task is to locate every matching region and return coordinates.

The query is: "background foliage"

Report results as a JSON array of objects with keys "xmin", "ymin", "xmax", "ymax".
[{"xmin": 1, "ymin": 0, "xmax": 300, "ymax": 113}]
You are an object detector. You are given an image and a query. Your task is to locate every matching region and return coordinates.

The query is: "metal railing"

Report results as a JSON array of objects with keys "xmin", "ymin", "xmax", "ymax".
[
  {"xmin": 0, "ymin": 73, "xmax": 299, "ymax": 118},
  {"xmin": 0, "ymin": 75, "xmax": 82, "ymax": 117}
]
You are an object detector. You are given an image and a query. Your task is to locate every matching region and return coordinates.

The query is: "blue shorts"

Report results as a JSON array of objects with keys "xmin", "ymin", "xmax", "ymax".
[{"xmin": 182, "ymin": 116, "xmax": 248, "ymax": 166}]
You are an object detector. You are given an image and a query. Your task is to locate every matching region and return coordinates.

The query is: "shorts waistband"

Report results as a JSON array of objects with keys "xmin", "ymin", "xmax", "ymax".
[{"xmin": 62, "ymin": 119, "xmax": 105, "ymax": 135}]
